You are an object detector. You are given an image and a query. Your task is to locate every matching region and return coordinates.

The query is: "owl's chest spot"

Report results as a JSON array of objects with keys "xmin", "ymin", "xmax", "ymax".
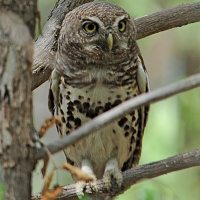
[{"xmin": 58, "ymin": 81, "xmax": 138, "ymax": 122}]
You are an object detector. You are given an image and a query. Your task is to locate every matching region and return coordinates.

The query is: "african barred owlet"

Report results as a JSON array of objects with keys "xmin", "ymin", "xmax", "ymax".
[{"xmin": 48, "ymin": 1, "xmax": 150, "ymax": 199}]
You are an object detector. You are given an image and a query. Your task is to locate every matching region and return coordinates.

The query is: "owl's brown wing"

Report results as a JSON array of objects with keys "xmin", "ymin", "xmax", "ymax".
[
  {"xmin": 122, "ymin": 55, "xmax": 150, "ymax": 171},
  {"xmin": 48, "ymin": 69, "xmax": 60, "ymax": 116},
  {"xmin": 137, "ymin": 55, "xmax": 150, "ymax": 128}
]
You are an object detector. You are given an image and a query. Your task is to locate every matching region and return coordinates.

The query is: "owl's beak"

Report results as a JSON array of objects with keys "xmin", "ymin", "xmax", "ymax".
[{"xmin": 107, "ymin": 33, "xmax": 113, "ymax": 51}]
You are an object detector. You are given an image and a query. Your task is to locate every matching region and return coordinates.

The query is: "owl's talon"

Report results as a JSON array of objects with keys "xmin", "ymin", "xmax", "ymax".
[
  {"xmin": 76, "ymin": 178, "xmax": 98, "ymax": 198},
  {"xmin": 103, "ymin": 175, "xmax": 112, "ymax": 191},
  {"xmin": 103, "ymin": 168, "xmax": 123, "ymax": 190},
  {"xmin": 89, "ymin": 178, "xmax": 98, "ymax": 192},
  {"xmin": 75, "ymin": 181, "xmax": 86, "ymax": 199}
]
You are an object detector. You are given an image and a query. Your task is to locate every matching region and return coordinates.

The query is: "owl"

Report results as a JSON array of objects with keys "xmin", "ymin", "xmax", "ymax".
[{"xmin": 48, "ymin": 1, "xmax": 150, "ymax": 199}]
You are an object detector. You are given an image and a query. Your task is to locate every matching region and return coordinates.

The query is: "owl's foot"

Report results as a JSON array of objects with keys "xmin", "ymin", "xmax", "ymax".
[
  {"xmin": 76, "ymin": 181, "xmax": 87, "ymax": 199},
  {"xmin": 103, "ymin": 168, "xmax": 123, "ymax": 190},
  {"xmin": 103, "ymin": 158, "xmax": 123, "ymax": 190},
  {"xmin": 75, "ymin": 177, "xmax": 98, "ymax": 199},
  {"xmin": 89, "ymin": 177, "xmax": 98, "ymax": 192},
  {"xmin": 76, "ymin": 158, "xmax": 98, "ymax": 199}
]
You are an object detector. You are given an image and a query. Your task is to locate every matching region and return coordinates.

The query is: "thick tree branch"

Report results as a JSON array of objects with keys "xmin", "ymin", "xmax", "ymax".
[
  {"xmin": 135, "ymin": 2, "xmax": 200, "ymax": 39},
  {"xmin": 32, "ymin": 148, "xmax": 200, "ymax": 199},
  {"xmin": 35, "ymin": 73, "xmax": 200, "ymax": 160},
  {"xmin": 31, "ymin": 1, "xmax": 200, "ymax": 90}
]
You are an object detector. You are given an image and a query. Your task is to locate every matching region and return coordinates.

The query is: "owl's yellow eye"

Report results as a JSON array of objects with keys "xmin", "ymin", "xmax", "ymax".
[
  {"xmin": 83, "ymin": 22, "xmax": 97, "ymax": 34},
  {"xmin": 118, "ymin": 20, "xmax": 126, "ymax": 32}
]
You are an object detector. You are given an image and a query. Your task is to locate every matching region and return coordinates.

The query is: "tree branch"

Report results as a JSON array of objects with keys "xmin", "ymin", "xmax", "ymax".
[
  {"xmin": 31, "ymin": 1, "xmax": 200, "ymax": 90},
  {"xmin": 135, "ymin": 2, "xmax": 200, "ymax": 40},
  {"xmin": 32, "ymin": 148, "xmax": 200, "ymax": 199},
  {"xmin": 35, "ymin": 73, "xmax": 200, "ymax": 160}
]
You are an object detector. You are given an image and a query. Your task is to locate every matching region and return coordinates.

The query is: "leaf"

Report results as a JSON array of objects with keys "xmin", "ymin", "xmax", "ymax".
[
  {"xmin": 62, "ymin": 163, "xmax": 94, "ymax": 182},
  {"xmin": 41, "ymin": 157, "xmax": 49, "ymax": 177},
  {"xmin": 41, "ymin": 186, "xmax": 63, "ymax": 200},
  {"xmin": 42, "ymin": 170, "xmax": 55, "ymax": 195},
  {"xmin": 39, "ymin": 116, "xmax": 62, "ymax": 138}
]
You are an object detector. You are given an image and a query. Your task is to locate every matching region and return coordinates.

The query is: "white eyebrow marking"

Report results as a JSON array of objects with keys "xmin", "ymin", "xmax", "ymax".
[
  {"xmin": 84, "ymin": 16, "xmax": 105, "ymax": 28},
  {"xmin": 113, "ymin": 15, "xmax": 128, "ymax": 28}
]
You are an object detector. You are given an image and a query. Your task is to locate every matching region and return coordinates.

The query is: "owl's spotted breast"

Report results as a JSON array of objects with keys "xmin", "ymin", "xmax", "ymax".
[{"xmin": 56, "ymin": 75, "xmax": 141, "ymax": 178}]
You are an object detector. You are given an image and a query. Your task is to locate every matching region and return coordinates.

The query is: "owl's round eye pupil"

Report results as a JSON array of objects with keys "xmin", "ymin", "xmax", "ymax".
[
  {"xmin": 88, "ymin": 24, "xmax": 94, "ymax": 30},
  {"xmin": 118, "ymin": 20, "xmax": 126, "ymax": 32},
  {"xmin": 83, "ymin": 22, "xmax": 97, "ymax": 34},
  {"xmin": 118, "ymin": 23, "xmax": 122, "ymax": 29}
]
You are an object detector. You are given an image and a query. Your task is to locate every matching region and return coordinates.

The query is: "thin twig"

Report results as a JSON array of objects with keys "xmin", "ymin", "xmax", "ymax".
[
  {"xmin": 31, "ymin": 1, "xmax": 200, "ymax": 90},
  {"xmin": 32, "ymin": 148, "xmax": 200, "ymax": 200},
  {"xmin": 35, "ymin": 73, "xmax": 200, "ymax": 160}
]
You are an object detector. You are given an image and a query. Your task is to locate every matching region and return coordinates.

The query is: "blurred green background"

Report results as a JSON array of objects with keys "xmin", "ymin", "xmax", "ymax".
[{"xmin": 33, "ymin": 0, "xmax": 200, "ymax": 199}]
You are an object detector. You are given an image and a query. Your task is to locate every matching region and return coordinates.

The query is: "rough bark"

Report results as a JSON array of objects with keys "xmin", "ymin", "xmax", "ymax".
[
  {"xmin": 135, "ymin": 2, "xmax": 200, "ymax": 39},
  {"xmin": 0, "ymin": 0, "xmax": 37, "ymax": 199},
  {"xmin": 0, "ymin": 0, "xmax": 37, "ymax": 37}
]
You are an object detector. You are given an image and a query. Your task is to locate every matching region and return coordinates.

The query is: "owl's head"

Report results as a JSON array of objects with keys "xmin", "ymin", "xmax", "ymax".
[{"xmin": 57, "ymin": 2, "xmax": 139, "ymax": 72}]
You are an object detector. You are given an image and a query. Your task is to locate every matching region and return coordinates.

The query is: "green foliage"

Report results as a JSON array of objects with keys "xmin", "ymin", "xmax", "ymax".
[{"xmin": 0, "ymin": 183, "xmax": 5, "ymax": 200}]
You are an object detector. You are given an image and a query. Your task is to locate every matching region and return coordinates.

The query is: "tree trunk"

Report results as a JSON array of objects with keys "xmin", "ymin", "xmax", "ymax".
[{"xmin": 0, "ymin": 1, "xmax": 37, "ymax": 199}]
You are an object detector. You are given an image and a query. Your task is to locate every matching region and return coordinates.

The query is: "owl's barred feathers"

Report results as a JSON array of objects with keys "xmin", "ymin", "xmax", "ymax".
[
  {"xmin": 66, "ymin": 2, "xmax": 129, "ymax": 25},
  {"xmin": 49, "ymin": 1, "xmax": 150, "ymax": 197}
]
